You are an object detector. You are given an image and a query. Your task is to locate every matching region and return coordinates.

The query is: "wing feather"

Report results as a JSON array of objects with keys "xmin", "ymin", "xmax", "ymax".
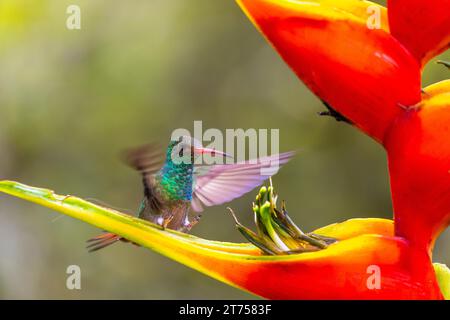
[
  {"xmin": 191, "ymin": 151, "xmax": 295, "ymax": 212},
  {"xmin": 123, "ymin": 143, "xmax": 165, "ymax": 213}
]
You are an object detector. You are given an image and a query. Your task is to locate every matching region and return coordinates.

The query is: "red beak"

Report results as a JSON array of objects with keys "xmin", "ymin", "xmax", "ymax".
[{"xmin": 193, "ymin": 147, "xmax": 233, "ymax": 158}]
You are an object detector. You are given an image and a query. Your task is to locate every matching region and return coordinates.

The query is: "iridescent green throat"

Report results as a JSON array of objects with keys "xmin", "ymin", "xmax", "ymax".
[{"xmin": 158, "ymin": 144, "xmax": 194, "ymax": 201}]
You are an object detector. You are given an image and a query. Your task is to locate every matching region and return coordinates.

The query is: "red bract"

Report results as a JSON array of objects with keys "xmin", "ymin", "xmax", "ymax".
[
  {"xmin": 386, "ymin": 80, "xmax": 450, "ymax": 252},
  {"xmin": 388, "ymin": 0, "xmax": 450, "ymax": 67},
  {"xmin": 235, "ymin": 0, "xmax": 450, "ymax": 299},
  {"xmin": 2, "ymin": 178, "xmax": 446, "ymax": 299},
  {"xmin": 237, "ymin": 0, "xmax": 422, "ymax": 143},
  {"xmin": 0, "ymin": 0, "xmax": 448, "ymax": 302}
]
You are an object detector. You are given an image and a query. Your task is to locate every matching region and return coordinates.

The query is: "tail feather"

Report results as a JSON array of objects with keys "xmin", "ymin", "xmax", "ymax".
[{"xmin": 86, "ymin": 232, "xmax": 122, "ymax": 252}]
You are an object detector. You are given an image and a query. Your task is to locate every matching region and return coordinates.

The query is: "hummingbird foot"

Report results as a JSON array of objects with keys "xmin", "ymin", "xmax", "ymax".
[
  {"xmin": 146, "ymin": 214, "xmax": 171, "ymax": 230},
  {"xmin": 150, "ymin": 213, "xmax": 198, "ymax": 233},
  {"xmin": 178, "ymin": 214, "xmax": 202, "ymax": 233},
  {"xmin": 162, "ymin": 215, "xmax": 174, "ymax": 229}
]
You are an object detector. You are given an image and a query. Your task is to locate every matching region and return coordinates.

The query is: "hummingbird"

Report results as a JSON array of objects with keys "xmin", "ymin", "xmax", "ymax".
[{"xmin": 87, "ymin": 135, "xmax": 295, "ymax": 251}]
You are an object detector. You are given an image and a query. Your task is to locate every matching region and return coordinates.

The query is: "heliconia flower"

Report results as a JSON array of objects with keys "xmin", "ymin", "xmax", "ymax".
[
  {"xmin": 0, "ymin": 181, "xmax": 446, "ymax": 299},
  {"xmin": 386, "ymin": 80, "xmax": 450, "ymax": 251},
  {"xmin": 387, "ymin": 0, "xmax": 450, "ymax": 67},
  {"xmin": 236, "ymin": 0, "xmax": 422, "ymax": 143},
  {"xmin": 0, "ymin": 0, "xmax": 449, "ymax": 300},
  {"xmin": 236, "ymin": 0, "xmax": 450, "ymax": 252}
]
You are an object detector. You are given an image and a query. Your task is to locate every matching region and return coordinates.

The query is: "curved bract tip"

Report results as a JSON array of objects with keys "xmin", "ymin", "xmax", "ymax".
[
  {"xmin": 0, "ymin": 181, "xmax": 444, "ymax": 299},
  {"xmin": 236, "ymin": 0, "xmax": 421, "ymax": 143},
  {"xmin": 387, "ymin": 0, "xmax": 450, "ymax": 67}
]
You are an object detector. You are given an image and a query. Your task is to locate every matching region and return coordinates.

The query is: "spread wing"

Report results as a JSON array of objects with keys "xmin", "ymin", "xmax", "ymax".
[
  {"xmin": 191, "ymin": 151, "xmax": 295, "ymax": 212},
  {"xmin": 123, "ymin": 143, "xmax": 166, "ymax": 213},
  {"xmin": 86, "ymin": 144, "xmax": 166, "ymax": 252}
]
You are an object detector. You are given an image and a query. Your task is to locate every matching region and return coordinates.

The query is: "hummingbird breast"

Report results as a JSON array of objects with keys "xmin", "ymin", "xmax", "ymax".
[
  {"xmin": 138, "ymin": 170, "xmax": 194, "ymax": 232},
  {"xmin": 158, "ymin": 162, "xmax": 194, "ymax": 201}
]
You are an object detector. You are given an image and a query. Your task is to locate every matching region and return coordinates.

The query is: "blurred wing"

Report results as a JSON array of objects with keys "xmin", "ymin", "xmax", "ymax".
[
  {"xmin": 191, "ymin": 151, "xmax": 295, "ymax": 212},
  {"xmin": 123, "ymin": 143, "xmax": 165, "ymax": 176},
  {"xmin": 123, "ymin": 143, "xmax": 165, "ymax": 212}
]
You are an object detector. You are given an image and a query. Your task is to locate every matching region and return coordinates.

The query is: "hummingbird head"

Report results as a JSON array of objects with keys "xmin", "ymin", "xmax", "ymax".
[
  {"xmin": 161, "ymin": 135, "xmax": 230, "ymax": 201},
  {"xmin": 167, "ymin": 135, "xmax": 230, "ymax": 166}
]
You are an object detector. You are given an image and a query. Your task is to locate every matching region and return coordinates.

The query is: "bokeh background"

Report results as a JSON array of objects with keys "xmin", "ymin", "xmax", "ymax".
[{"xmin": 0, "ymin": 0, "xmax": 448, "ymax": 299}]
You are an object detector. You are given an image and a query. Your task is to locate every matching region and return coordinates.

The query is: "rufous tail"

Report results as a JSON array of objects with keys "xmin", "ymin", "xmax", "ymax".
[{"xmin": 86, "ymin": 232, "xmax": 125, "ymax": 252}]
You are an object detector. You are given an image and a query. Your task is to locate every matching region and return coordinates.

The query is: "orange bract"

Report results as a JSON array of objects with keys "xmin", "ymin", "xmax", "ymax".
[
  {"xmin": 237, "ymin": 0, "xmax": 450, "ymax": 253},
  {"xmin": 234, "ymin": 0, "xmax": 449, "ymax": 299},
  {"xmin": 0, "ymin": 0, "xmax": 448, "ymax": 301},
  {"xmin": 145, "ymin": 218, "xmax": 442, "ymax": 299},
  {"xmin": 237, "ymin": 0, "xmax": 421, "ymax": 143}
]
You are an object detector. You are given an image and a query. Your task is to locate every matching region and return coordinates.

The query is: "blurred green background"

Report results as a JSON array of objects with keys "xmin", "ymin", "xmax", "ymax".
[{"xmin": 0, "ymin": 0, "xmax": 448, "ymax": 299}]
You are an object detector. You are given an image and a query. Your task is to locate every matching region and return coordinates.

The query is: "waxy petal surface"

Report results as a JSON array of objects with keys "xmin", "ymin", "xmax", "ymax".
[
  {"xmin": 388, "ymin": 0, "xmax": 450, "ymax": 66},
  {"xmin": 237, "ymin": 0, "xmax": 421, "ymax": 143},
  {"xmin": 0, "ymin": 181, "xmax": 443, "ymax": 299},
  {"xmin": 226, "ymin": 235, "xmax": 441, "ymax": 299},
  {"xmin": 385, "ymin": 80, "xmax": 450, "ymax": 251}
]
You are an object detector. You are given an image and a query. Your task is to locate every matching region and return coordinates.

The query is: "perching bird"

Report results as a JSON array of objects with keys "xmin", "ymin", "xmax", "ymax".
[{"xmin": 87, "ymin": 135, "xmax": 295, "ymax": 251}]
